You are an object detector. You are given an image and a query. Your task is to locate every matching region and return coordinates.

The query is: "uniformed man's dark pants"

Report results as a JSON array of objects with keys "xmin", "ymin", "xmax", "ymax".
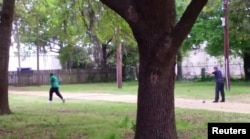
[{"xmin": 215, "ymin": 82, "xmax": 225, "ymax": 102}]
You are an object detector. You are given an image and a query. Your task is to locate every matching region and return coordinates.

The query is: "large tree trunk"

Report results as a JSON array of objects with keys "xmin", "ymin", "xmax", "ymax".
[
  {"xmin": 100, "ymin": 0, "xmax": 208, "ymax": 138},
  {"xmin": 243, "ymin": 53, "xmax": 250, "ymax": 81},
  {"xmin": 136, "ymin": 45, "xmax": 177, "ymax": 138},
  {"xmin": 0, "ymin": 0, "xmax": 15, "ymax": 115}
]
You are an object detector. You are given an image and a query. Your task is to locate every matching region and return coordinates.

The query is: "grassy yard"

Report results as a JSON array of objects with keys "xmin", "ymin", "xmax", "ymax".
[
  {"xmin": 1, "ymin": 94, "xmax": 250, "ymax": 139},
  {"xmin": 9, "ymin": 81, "xmax": 250, "ymax": 101}
]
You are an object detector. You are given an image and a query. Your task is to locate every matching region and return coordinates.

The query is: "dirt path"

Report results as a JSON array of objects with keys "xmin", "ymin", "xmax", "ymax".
[{"xmin": 9, "ymin": 90, "xmax": 250, "ymax": 114}]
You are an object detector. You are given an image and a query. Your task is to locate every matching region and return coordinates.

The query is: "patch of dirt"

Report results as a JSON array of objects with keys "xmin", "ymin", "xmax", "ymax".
[
  {"xmin": 9, "ymin": 91, "xmax": 250, "ymax": 114},
  {"xmin": 227, "ymin": 94, "xmax": 250, "ymax": 104}
]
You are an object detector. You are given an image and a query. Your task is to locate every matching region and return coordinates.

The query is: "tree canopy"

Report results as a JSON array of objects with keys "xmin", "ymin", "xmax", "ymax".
[{"xmin": 14, "ymin": 0, "xmax": 137, "ymax": 70}]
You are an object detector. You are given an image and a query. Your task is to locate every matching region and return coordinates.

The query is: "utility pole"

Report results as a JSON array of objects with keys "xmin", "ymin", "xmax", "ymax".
[
  {"xmin": 223, "ymin": 0, "xmax": 230, "ymax": 90},
  {"xmin": 116, "ymin": 43, "xmax": 122, "ymax": 88},
  {"xmin": 15, "ymin": 21, "xmax": 21, "ymax": 86},
  {"xmin": 115, "ymin": 27, "xmax": 122, "ymax": 88},
  {"xmin": 36, "ymin": 3, "xmax": 40, "ymax": 86},
  {"xmin": 36, "ymin": 31, "xmax": 40, "ymax": 86}
]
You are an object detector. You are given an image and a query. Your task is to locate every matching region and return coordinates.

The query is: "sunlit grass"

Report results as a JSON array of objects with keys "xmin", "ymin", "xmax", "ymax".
[{"xmin": 1, "ymin": 94, "xmax": 250, "ymax": 139}]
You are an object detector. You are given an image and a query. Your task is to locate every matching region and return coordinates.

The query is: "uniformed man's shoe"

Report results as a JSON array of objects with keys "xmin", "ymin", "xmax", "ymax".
[{"xmin": 220, "ymin": 100, "xmax": 225, "ymax": 102}]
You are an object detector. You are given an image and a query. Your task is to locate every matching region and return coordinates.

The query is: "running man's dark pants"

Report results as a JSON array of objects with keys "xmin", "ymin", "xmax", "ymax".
[
  {"xmin": 215, "ymin": 82, "xmax": 225, "ymax": 101},
  {"xmin": 49, "ymin": 87, "xmax": 63, "ymax": 101}
]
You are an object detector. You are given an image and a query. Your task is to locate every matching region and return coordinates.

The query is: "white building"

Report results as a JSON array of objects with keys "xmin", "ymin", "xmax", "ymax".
[
  {"xmin": 8, "ymin": 45, "xmax": 61, "ymax": 71},
  {"xmin": 182, "ymin": 45, "xmax": 244, "ymax": 79}
]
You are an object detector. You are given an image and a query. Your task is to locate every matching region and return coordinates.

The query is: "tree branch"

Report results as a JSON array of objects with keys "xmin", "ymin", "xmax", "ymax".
[
  {"xmin": 100, "ymin": 0, "xmax": 137, "ymax": 23},
  {"xmin": 171, "ymin": 0, "xmax": 208, "ymax": 50},
  {"xmin": 107, "ymin": 49, "xmax": 115, "ymax": 58}
]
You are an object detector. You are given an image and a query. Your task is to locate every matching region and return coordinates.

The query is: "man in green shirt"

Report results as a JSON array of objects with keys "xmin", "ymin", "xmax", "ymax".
[{"xmin": 49, "ymin": 73, "xmax": 65, "ymax": 103}]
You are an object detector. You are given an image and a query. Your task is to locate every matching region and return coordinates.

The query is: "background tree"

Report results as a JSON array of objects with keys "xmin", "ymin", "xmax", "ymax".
[
  {"xmin": 229, "ymin": 0, "xmax": 250, "ymax": 80},
  {"xmin": 176, "ymin": 0, "xmax": 222, "ymax": 80},
  {"xmin": 122, "ymin": 44, "xmax": 139, "ymax": 80},
  {"xmin": 185, "ymin": 0, "xmax": 250, "ymax": 80},
  {"xmin": 15, "ymin": 0, "xmax": 137, "ymax": 73},
  {"xmin": 0, "ymin": 0, "xmax": 15, "ymax": 115},
  {"xmin": 100, "ymin": 0, "xmax": 208, "ymax": 138},
  {"xmin": 15, "ymin": 0, "xmax": 90, "ymax": 68},
  {"xmin": 77, "ymin": 1, "xmax": 137, "ymax": 71},
  {"xmin": 175, "ymin": 0, "xmax": 191, "ymax": 81}
]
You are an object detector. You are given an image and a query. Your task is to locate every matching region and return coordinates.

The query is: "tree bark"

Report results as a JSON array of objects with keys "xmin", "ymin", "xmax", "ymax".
[
  {"xmin": 136, "ymin": 47, "xmax": 177, "ymax": 138},
  {"xmin": 243, "ymin": 53, "xmax": 250, "ymax": 81},
  {"xmin": 0, "ymin": 0, "xmax": 15, "ymax": 115},
  {"xmin": 100, "ymin": 0, "xmax": 208, "ymax": 138}
]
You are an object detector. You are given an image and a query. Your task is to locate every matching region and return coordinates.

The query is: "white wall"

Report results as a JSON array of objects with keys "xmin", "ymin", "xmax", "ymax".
[
  {"xmin": 8, "ymin": 46, "xmax": 61, "ymax": 71},
  {"xmin": 182, "ymin": 48, "xmax": 244, "ymax": 78}
]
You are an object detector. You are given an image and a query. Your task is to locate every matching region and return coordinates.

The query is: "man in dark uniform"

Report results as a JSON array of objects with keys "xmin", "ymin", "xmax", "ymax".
[{"xmin": 206, "ymin": 66, "xmax": 225, "ymax": 103}]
